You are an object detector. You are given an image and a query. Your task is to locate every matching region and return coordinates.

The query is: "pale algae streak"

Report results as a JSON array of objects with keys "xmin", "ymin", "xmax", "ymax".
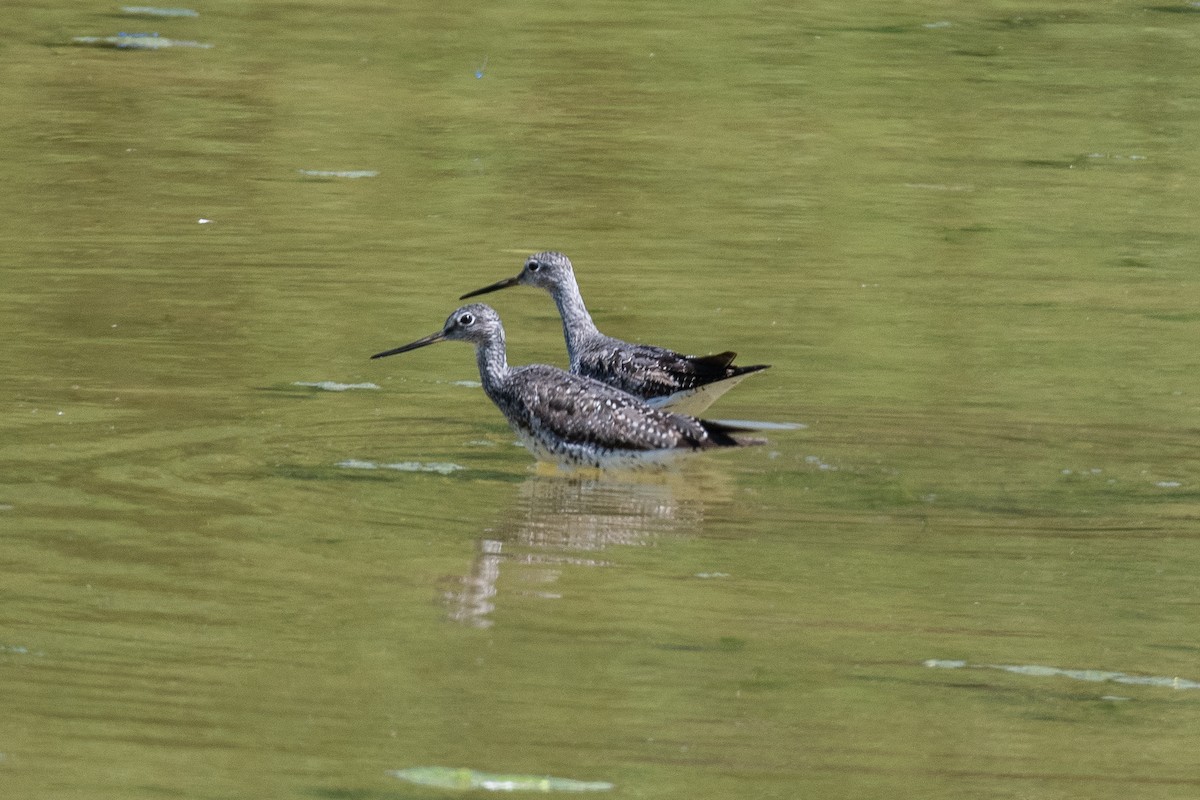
[
  {"xmin": 925, "ymin": 660, "xmax": 1200, "ymax": 690},
  {"xmin": 119, "ymin": 6, "xmax": 200, "ymax": 16},
  {"xmin": 390, "ymin": 766, "xmax": 614, "ymax": 792},
  {"xmin": 71, "ymin": 33, "xmax": 212, "ymax": 50}
]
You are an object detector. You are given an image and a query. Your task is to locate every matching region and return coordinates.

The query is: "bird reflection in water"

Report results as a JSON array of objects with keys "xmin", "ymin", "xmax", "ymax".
[{"xmin": 441, "ymin": 468, "xmax": 733, "ymax": 628}]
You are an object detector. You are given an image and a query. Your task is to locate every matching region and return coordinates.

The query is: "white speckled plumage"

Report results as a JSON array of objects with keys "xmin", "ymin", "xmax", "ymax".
[
  {"xmin": 460, "ymin": 252, "xmax": 770, "ymax": 413},
  {"xmin": 371, "ymin": 304, "xmax": 761, "ymax": 468}
]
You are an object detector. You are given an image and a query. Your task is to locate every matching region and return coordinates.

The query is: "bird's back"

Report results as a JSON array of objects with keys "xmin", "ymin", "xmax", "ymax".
[{"xmin": 491, "ymin": 364, "xmax": 752, "ymax": 466}]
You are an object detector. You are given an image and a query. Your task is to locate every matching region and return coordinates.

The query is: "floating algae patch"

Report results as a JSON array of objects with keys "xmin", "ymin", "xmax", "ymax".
[
  {"xmin": 292, "ymin": 381, "xmax": 380, "ymax": 392},
  {"xmin": 119, "ymin": 6, "xmax": 200, "ymax": 16},
  {"xmin": 71, "ymin": 32, "xmax": 213, "ymax": 49},
  {"xmin": 925, "ymin": 659, "xmax": 1200, "ymax": 690},
  {"xmin": 337, "ymin": 459, "xmax": 465, "ymax": 475},
  {"xmin": 297, "ymin": 169, "xmax": 379, "ymax": 179},
  {"xmin": 389, "ymin": 767, "xmax": 614, "ymax": 792},
  {"xmin": 1, "ymin": 643, "xmax": 44, "ymax": 657}
]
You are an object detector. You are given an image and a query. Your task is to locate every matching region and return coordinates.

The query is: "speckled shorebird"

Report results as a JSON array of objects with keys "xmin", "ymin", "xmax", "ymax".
[
  {"xmin": 370, "ymin": 304, "xmax": 762, "ymax": 469},
  {"xmin": 459, "ymin": 251, "xmax": 770, "ymax": 415}
]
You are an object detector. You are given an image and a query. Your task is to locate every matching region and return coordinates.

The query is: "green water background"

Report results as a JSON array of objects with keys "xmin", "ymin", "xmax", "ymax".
[{"xmin": 2, "ymin": 1, "xmax": 1198, "ymax": 798}]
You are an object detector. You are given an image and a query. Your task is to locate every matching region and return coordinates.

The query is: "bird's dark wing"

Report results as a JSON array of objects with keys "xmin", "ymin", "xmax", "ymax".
[{"xmin": 578, "ymin": 340, "xmax": 769, "ymax": 399}]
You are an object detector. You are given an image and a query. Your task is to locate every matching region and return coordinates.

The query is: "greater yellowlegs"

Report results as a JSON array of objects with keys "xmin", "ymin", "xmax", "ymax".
[
  {"xmin": 460, "ymin": 251, "xmax": 770, "ymax": 415},
  {"xmin": 370, "ymin": 304, "xmax": 762, "ymax": 469}
]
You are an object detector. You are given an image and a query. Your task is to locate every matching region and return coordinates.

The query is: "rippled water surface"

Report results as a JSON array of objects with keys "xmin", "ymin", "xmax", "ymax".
[{"xmin": 3, "ymin": 2, "xmax": 1199, "ymax": 798}]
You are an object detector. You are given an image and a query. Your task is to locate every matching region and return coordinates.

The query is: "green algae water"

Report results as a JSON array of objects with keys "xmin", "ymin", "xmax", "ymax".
[{"xmin": 3, "ymin": 1, "xmax": 1198, "ymax": 798}]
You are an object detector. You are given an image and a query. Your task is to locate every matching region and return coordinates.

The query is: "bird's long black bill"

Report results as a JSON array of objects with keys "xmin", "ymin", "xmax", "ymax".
[
  {"xmin": 459, "ymin": 274, "xmax": 519, "ymax": 300},
  {"xmin": 370, "ymin": 330, "xmax": 447, "ymax": 359}
]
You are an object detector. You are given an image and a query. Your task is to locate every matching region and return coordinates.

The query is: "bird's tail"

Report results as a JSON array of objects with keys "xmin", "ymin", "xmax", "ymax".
[
  {"xmin": 699, "ymin": 419, "xmax": 769, "ymax": 447},
  {"xmin": 727, "ymin": 363, "xmax": 771, "ymax": 378}
]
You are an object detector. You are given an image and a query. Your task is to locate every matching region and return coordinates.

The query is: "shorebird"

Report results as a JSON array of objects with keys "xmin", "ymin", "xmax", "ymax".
[
  {"xmin": 370, "ymin": 304, "xmax": 762, "ymax": 469},
  {"xmin": 459, "ymin": 251, "xmax": 770, "ymax": 415}
]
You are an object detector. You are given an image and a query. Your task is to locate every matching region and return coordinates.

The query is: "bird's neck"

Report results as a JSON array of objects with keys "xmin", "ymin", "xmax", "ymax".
[
  {"xmin": 550, "ymin": 274, "xmax": 599, "ymax": 367},
  {"xmin": 474, "ymin": 334, "xmax": 510, "ymax": 395}
]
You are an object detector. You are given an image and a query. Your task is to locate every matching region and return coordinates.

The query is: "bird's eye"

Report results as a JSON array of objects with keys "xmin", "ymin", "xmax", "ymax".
[
  {"xmin": 526, "ymin": 260, "xmax": 540, "ymax": 272},
  {"xmin": 459, "ymin": 313, "xmax": 475, "ymax": 326}
]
